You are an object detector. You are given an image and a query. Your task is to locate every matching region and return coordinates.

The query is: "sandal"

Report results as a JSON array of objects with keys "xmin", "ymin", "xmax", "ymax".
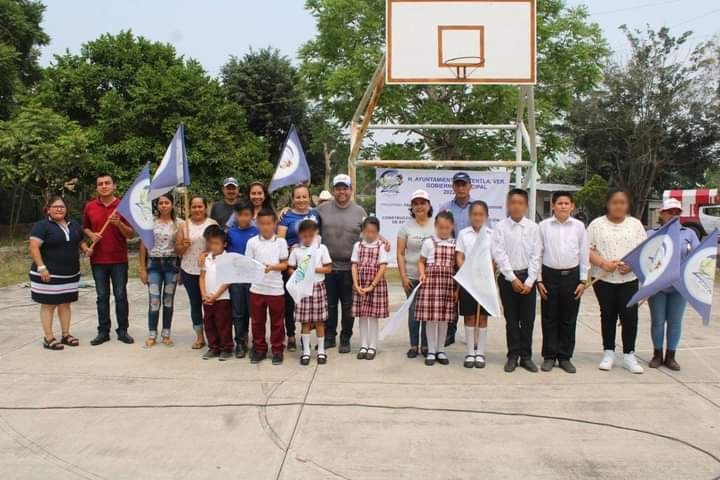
[
  {"xmin": 60, "ymin": 334, "xmax": 79, "ymax": 347},
  {"xmin": 43, "ymin": 337, "xmax": 64, "ymax": 350},
  {"xmin": 145, "ymin": 337, "xmax": 156, "ymax": 348},
  {"xmin": 192, "ymin": 339, "xmax": 205, "ymax": 350},
  {"xmin": 300, "ymin": 354, "xmax": 311, "ymax": 366},
  {"xmin": 406, "ymin": 347, "xmax": 419, "ymax": 359},
  {"xmin": 161, "ymin": 336, "xmax": 174, "ymax": 347},
  {"xmin": 317, "ymin": 353, "xmax": 327, "ymax": 365},
  {"xmin": 357, "ymin": 347, "xmax": 368, "ymax": 360},
  {"xmin": 365, "ymin": 348, "xmax": 377, "ymax": 360}
]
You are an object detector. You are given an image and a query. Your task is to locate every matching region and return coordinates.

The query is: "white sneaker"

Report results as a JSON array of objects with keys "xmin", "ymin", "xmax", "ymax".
[
  {"xmin": 623, "ymin": 352, "xmax": 644, "ymax": 374},
  {"xmin": 598, "ymin": 350, "xmax": 615, "ymax": 371}
]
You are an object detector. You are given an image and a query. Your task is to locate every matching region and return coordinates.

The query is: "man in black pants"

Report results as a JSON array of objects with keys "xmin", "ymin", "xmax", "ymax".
[
  {"xmin": 536, "ymin": 191, "xmax": 589, "ymax": 374},
  {"xmin": 491, "ymin": 189, "xmax": 542, "ymax": 372}
]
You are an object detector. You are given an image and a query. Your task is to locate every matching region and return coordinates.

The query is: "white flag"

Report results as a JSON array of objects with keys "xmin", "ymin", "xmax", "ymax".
[
  {"xmin": 379, "ymin": 282, "xmax": 422, "ymax": 341},
  {"xmin": 453, "ymin": 229, "xmax": 500, "ymax": 317},
  {"xmin": 286, "ymin": 244, "xmax": 318, "ymax": 304},
  {"xmin": 215, "ymin": 252, "xmax": 266, "ymax": 285}
]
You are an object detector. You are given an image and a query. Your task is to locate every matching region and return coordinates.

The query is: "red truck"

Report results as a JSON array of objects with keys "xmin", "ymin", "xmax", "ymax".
[{"xmin": 662, "ymin": 189, "xmax": 719, "ymax": 239}]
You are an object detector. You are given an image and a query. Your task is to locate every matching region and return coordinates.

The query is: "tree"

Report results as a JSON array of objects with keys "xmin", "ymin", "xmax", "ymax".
[
  {"xmin": 574, "ymin": 174, "xmax": 608, "ymax": 222},
  {"xmin": 299, "ymin": 0, "xmax": 608, "ymax": 165},
  {"xmin": 37, "ymin": 31, "xmax": 272, "ymax": 197},
  {"xmin": 542, "ymin": 160, "xmax": 585, "ymax": 185},
  {"xmin": 299, "ymin": 107, "xmax": 348, "ymax": 190},
  {"xmin": 0, "ymin": 0, "xmax": 49, "ymax": 119},
  {"xmin": 221, "ymin": 48, "xmax": 306, "ymax": 159},
  {"xmin": 568, "ymin": 26, "xmax": 720, "ymax": 217}
]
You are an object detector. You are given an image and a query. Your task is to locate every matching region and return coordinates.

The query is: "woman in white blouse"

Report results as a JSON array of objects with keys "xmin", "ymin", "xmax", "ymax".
[{"xmin": 587, "ymin": 190, "xmax": 647, "ymax": 374}]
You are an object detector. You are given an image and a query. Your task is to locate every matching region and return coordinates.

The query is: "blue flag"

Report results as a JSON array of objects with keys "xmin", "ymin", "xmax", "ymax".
[
  {"xmin": 674, "ymin": 229, "xmax": 718, "ymax": 325},
  {"xmin": 622, "ymin": 218, "xmax": 682, "ymax": 307},
  {"xmin": 117, "ymin": 164, "xmax": 155, "ymax": 251},
  {"xmin": 149, "ymin": 124, "xmax": 190, "ymax": 199},
  {"xmin": 269, "ymin": 126, "xmax": 310, "ymax": 193}
]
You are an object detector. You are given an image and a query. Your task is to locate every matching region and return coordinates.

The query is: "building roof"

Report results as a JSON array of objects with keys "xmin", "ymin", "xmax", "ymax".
[{"xmin": 536, "ymin": 183, "xmax": 582, "ymax": 192}]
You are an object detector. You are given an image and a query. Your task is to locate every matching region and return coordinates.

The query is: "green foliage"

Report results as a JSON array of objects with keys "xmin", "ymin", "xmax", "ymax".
[
  {"xmin": 575, "ymin": 174, "xmax": 608, "ymax": 221},
  {"xmin": 0, "ymin": 0, "xmax": 49, "ymax": 119},
  {"xmin": 0, "ymin": 103, "xmax": 92, "ymax": 201},
  {"xmin": 543, "ymin": 160, "xmax": 585, "ymax": 185},
  {"xmin": 221, "ymin": 48, "xmax": 306, "ymax": 158},
  {"xmin": 299, "ymin": 0, "xmax": 608, "ymax": 164},
  {"xmin": 568, "ymin": 26, "xmax": 720, "ymax": 217},
  {"xmin": 36, "ymin": 31, "xmax": 272, "ymax": 197}
]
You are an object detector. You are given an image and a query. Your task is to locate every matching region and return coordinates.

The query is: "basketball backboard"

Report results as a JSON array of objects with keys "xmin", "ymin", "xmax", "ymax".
[{"xmin": 386, "ymin": 0, "xmax": 536, "ymax": 84}]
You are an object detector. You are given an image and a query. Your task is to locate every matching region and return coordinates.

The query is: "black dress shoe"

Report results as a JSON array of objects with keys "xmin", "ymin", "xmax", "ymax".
[
  {"xmin": 90, "ymin": 333, "xmax": 110, "ymax": 346},
  {"xmin": 219, "ymin": 351, "xmax": 232, "ymax": 361},
  {"xmin": 272, "ymin": 353, "xmax": 284, "ymax": 365},
  {"xmin": 235, "ymin": 344, "xmax": 247, "ymax": 359},
  {"xmin": 541, "ymin": 358, "xmax": 555, "ymax": 372},
  {"xmin": 116, "ymin": 331, "xmax": 134, "ymax": 344},
  {"xmin": 250, "ymin": 350, "xmax": 266, "ymax": 364},
  {"xmin": 286, "ymin": 338, "xmax": 297, "ymax": 352},
  {"xmin": 338, "ymin": 342, "xmax": 351, "ymax": 354},
  {"xmin": 407, "ymin": 347, "xmax": 419, "ymax": 359},
  {"xmin": 203, "ymin": 349, "xmax": 220, "ymax": 360},
  {"xmin": 519, "ymin": 358, "xmax": 539, "ymax": 373},
  {"xmin": 504, "ymin": 357, "xmax": 518, "ymax": 373},
  {"xmin": 558, "ymin": 359, "xmax": 576, "ymax": 374}
]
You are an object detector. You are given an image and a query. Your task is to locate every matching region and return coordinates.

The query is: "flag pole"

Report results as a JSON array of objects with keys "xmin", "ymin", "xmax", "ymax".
[
  {"xmin": 87, "ymin": 208, "xmax": 118, "ymax": 248},
  {"xmin": 474, "ymin": 304, "xmax": 480, "ymax": 352}
]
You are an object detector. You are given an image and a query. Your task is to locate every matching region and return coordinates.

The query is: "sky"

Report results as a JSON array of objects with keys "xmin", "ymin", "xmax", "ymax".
[{"xmin": 38, "ymin": 0, "xmax": 720, "ymax": 78}]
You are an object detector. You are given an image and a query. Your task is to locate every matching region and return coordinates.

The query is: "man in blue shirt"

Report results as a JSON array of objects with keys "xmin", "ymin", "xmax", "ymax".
[
  {"xmin": 438, "ymin": 172, "xmax": 475, "ymax": 346},
  {"xmin": 226, "ymin": 200, "xmax": 259, "ymax": 358}
]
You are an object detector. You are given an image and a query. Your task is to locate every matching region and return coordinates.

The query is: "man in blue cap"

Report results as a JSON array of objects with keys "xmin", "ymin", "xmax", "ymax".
[{"xmin": 439, "ymin": 171, "xmax": 475, "ymax": 346}]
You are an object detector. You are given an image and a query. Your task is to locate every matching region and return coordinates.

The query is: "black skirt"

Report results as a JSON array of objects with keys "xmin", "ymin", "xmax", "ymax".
[
  {"xmin": 458, "ymin": 286, "xmax": 489, "ymax": 317},
  {"xmin": 30, "ymin": 271, "xmax": 80, "ymax": 305}
]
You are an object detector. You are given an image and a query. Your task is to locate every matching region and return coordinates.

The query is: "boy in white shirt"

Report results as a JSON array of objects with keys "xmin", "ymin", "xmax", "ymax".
[
  {"xmin": 288, "ymin": 219, "xmax": 332, "ymax": 365},
  {"xmin": 199, "ymin": 225, "xmax": 232, "ymax": 361},
  {"xmin": 246, "ymin": 209, "xmax": 289, "ymax": 365}
]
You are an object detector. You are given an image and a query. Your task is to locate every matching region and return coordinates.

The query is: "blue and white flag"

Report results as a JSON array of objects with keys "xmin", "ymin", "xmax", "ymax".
[
  {"xmin": 117, "ymin": 164, "xmax": 154, "ymax": 250},
  {"xmin": 674, "ymin": 229, "xmax": 718, "ymax": 325},
  {"xmin": 149, "ymin": 124, "xmax": 190, "ymax": 199},
  {"xmin": 286, "ymin": 244, "xmax": 319, "ymax": 304},
  {"xmin": 214, "ymin": 252, "xmax": 266, "ymax": 286},
  {"xmin": 623, "ymin": 218, "xmax": 682, "ymax": 307},
  {"xmin": 268, "ymin": 125, "xmax": 310, "ymax": 193}
]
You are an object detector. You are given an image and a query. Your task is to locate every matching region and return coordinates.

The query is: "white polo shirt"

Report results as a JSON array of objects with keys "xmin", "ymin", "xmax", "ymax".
[
  {"xmin": 245, "ymin": 234, "xmax": 289, "ymax": 296},
  {"xmin": 456, "ymin": 225, "xmax": 493, "ymax": 255},
  {"xmin": 202, "ymin": 252, "xmax": 230, "ymax": 300},
  {"xmin": 288, "ymin": 243, "xmax": 332, "ymax": 282}
]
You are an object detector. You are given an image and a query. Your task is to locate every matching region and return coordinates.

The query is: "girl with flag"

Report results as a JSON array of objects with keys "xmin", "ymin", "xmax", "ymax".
[
  {"xmin": 456, "ymin": 200, "xmax": 493, "ymax": 369},
  {"xmin": 647, "ymin": 199, "xmax": 699, "ymax": 370},
  {"xmin": 415, "ymin": 211, "xmax": 457, "ymax": 366},
  {"xmin": 138, "ymin": 193, "xmax": 182, "ymax": 348},
  {"xmin": 288, "ymin": 219, "xmax": 332, "ymax": 365},
  {"xmin": 351, "ymin": 216, "xmax": 389, "ymax": 360},
  {"xmin": 587, "ymin": 190, "xmax": 647, "ymax": 374}
]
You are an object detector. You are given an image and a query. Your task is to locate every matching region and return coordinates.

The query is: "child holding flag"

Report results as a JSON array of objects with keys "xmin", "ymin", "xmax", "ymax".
[
  {"xmin": 415, "ymin": 211, "xmax": 457, "ymax": 366},
  {"xmin": 455, "ymin": 201, "xmax": 493, "ymax": 369},
  {"xmin": 288, "ymin": 219, "xmax": 332, "ymax": 365},
  {"xmin": 246, "ymin": 208, "xmax": 289, "ymax": 365},
  {"xmin": 647, "ymin": 198, "xmax": 699, "ymax": 371},
  {"xmin": 351, "ymin": 217, "xmax": 389, "ymax": 360},
  {"xmin": 226, "ymin": 200, "xmax": 259, "ymax": 358}
]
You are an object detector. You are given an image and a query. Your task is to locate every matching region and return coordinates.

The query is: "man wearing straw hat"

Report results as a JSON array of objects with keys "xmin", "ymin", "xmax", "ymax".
[{"xmin": 83, "ymin": 173, "xmax": 135, "ymax": 346}]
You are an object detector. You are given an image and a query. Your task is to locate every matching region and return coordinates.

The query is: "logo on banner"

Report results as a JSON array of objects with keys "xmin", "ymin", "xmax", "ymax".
[
  {"xmin": 275, "ymin": 142, "xmax": 301, "ymax": 180},
  {"xmin": 377, "ymin": 169, "xmax": 404, "ymax": 193},
  {"xmin": 129, "ymin": 183, "xmax": 153, "ymax": 230},
  {"xmin": 639, "ymin": 234, "xmax": 674, "ymax": 284},
  {"xmin": 684, "ymin": 247, "xmax": 716, "ymax": 303}
]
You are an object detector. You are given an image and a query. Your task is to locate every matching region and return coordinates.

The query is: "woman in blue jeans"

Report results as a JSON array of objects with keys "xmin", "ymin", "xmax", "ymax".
[
  {"xmin": 647, "ymin": 198, "xmax": 699, "ymax": 370},
  {"xmin": 176, "ymin": 195, "xmax": 217, "ymax": 349},
  {"xmin": 139, "ymin": 193, "xmax": 181, "ymax": 347}
]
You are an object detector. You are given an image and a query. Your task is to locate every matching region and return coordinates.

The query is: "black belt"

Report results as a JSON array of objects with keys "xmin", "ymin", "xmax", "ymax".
[
  {"xmin": 542, "ymin": 265, "xmax": 579, "ymax": 276},
  {"xmin": 513, "ymin": 269, "xmax": 528, "ymax": 276}
]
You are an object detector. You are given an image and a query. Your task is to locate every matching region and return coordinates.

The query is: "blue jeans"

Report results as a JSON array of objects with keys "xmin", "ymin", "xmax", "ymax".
[
  {"xmin": 91, "ymin": 263, "xmax": 129, "ymax": 334},
  {"xmin": 649, "ymin": 289, "xmax": 687, "ymax": 351},
  {"xmin": 147, "ymin": 257, "xmax": 178, "ymax": 336},
  {"xmin": 406, "ymin": 279, "xmax": 427, "ymax": 348},
  {"xmin": 230, "ymin": 283, "xmax": 251, "ymax": 345},
  {"xmin": 181, "ymin": 270, "xmax": 204, "ymax": 332}
]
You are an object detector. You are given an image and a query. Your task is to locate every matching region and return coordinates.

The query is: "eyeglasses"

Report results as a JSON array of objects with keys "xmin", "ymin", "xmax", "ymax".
[{"xmin": 50, "ymin": 205, "xmax": 67, "ymax": 210}]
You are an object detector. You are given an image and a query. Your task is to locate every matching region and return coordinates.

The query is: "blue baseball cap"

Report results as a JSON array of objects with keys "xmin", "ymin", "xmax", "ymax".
[{"xmin": 452, "ymin": 172, "xmax": 471, "ymax": 184}]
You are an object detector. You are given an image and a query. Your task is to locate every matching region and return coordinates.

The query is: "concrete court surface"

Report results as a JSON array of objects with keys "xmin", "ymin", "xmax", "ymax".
[{"xmin": 1, "ymin": 278, "xmax": 719, "ymax": 480}]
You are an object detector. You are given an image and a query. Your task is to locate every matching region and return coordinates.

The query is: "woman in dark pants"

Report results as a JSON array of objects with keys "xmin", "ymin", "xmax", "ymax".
[
  {"xmin": 176, "ymin": 195, "xmax": 217, "ymax": 349},
  {"xmin": 396, "ymin": 189, "xmax": 434, "ymax": 358},
  {"xmin": 587, "ymin": 190, "xmax": 647, "ymax": 374},
  {"xmin": 28, "ymin": 196, "xmax": 92, "ymax": 350}
]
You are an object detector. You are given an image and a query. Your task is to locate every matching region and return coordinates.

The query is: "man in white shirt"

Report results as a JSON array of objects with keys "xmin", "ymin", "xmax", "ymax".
[
  {"xmin": 491, "ymin": 189, "xmax": 542, "ymax": 373},
  {"xmin": 536, "ymin": 192, "xmax": 590, "ymax": 374}
]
